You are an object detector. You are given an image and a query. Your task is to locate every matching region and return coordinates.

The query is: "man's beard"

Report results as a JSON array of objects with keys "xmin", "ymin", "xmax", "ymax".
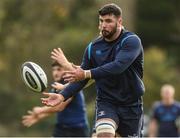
[{"xmin": 101, "ymin": 24, "xmax": 117, "ymax": 39}]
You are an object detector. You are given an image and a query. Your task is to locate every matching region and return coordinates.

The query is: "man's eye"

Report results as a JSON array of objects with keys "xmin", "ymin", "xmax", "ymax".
[
  {"xmin": 99, "ymin": 19, "xmax": 103, "ymax": 23},
  {"xmin": 106, "ymin": 19, "xmax": 112, "ymax": 23}
]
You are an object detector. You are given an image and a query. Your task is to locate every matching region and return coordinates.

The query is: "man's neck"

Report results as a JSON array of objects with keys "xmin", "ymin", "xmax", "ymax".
[
  {"xmin": 105, "ymin": 27, "xmax": 122, "ymax": 42},
  {"xmin": 162, "ymin": 99, "xmax": 174, "ymax": 106}
]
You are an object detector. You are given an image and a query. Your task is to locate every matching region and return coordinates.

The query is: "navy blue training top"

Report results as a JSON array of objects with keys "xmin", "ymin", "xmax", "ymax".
[
  {"xmin": 50, "ymin": 86, "xmax": 88, "ymax": 127},
  {"xmin": 152, "ymin": 101, "xmax": 180, "ymax": 137},
  {"xmin": 60, "ymin": 29, "xmax": 145, "ymax": 106}
]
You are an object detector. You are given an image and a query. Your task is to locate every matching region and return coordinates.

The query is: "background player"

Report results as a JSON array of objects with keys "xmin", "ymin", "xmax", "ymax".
[
  {"xmin": 22, "ymin": 61, "xmax": 89, "ymax": 137},
  {"xmin": 149, "ymin": 84, "xmax": 180, "ymax": 137}
]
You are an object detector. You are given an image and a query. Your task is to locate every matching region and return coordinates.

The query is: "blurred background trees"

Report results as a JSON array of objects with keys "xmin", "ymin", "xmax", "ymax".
[{"xmin": 0, "ymin": 0, "xmax": 179, "ymax": 136}]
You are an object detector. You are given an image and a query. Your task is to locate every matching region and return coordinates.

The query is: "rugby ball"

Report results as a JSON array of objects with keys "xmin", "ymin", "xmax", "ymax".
[{"xmin": 21, "ymin": 62, "xmax": 48, "ymax": 92}]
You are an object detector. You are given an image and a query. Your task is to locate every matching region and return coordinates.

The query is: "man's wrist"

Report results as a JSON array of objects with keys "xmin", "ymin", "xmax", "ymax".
[
  {"xmin": 62, "ymin": 62, "xmax": 72, "ymax": 70},
  {"xmin": 84, "ymin": 70, "xmax": 91, "ymax": 79}
]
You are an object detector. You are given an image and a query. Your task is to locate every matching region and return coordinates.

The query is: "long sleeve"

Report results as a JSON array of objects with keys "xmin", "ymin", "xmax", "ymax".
[
  {"xmin": 60, "ymin": 43, "xmax": 92, "ymax": 100},
  {"xmin": 90, "ymin": 35, "xmax": 142, "ymax": 79}
]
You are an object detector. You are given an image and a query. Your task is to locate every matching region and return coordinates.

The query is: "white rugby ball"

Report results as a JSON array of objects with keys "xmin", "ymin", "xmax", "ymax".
[{"xmin": 21, "ymin": 62, "xmax": 48, "ymax": 92}]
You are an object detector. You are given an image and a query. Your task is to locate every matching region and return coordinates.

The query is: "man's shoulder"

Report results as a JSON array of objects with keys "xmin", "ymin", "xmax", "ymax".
[
  {"xmin": 85, "ymin": 36, "xmax": 103, "ymax": 50},
  {"xmin": 91, "ymin": 35, "xmax": 104, "ymax": 45},
  {"xmin": 152, "ymin": 101, "xmax": 162, "ymax": 109},
  {"xmin": 122, "ymin": 28, "xmax": 139, "ymax": 35},
  {"xmin": 173, "ymin": 101, "xmax": 180, "ymax": 108},
  {"xmin": 122, "ymin": 30, "xmax": 141, "ymax": 41}
]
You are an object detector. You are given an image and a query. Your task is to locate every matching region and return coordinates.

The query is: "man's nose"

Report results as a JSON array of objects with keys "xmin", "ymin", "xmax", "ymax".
[{"xmin": 102, "ymin": 22, "xmax": 107, "ymax": 29}]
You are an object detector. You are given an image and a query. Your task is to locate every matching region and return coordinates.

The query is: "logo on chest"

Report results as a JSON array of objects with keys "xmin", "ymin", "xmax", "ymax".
[{"xmin": 96, "ymin": 50, "xmax": 102, "ymax": 55}]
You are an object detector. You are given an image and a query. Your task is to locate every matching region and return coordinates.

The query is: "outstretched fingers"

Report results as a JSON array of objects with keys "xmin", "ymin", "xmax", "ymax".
[
  {"xmin": 27, "ymin": 110, "xmax": 33, "ymax": 115},
  {"xmin": 64, "ymin": 77, "xmax": 76, "ymax": 83},
  {"xmin": 22, "ymin": 115, "xmax": 33, "ymax": 127},
  {"xmin": 52, "ymin": 48, "xmax": 63, "ymax": 57},
  {"xmin": 51, "ymin": 55, "xmax": 59, "ymax": 62},
  {"xmin": 51, "ymin": 52, "xmax": 58, "ymax": 57},
  {"xmin": 42, "ymin": 92, "xmax": 51, "ymax": 97},
  {"xmin": 41, "ymin": 98, "xmax": 48, "ymax": 105},
  {"xmin": 41, "ymin": 93, "xmax": 49, "ymax": 105},
  {"xmin": 22, "ymin": 115, "xmax": 30, "ymax": 120},
  {"xmin": 51, "ymin": 82, "xmax": 64, "ymax": 90}
]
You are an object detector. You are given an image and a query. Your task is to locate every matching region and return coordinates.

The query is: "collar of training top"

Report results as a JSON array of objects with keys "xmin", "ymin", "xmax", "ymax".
[{"xmin": 103, "ymin": 28, "xmax": 125, "ymax": 44}]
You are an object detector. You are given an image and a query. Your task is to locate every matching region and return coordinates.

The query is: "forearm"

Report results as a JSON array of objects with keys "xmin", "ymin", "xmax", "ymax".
[
  {"xmin": 62, "ymin": 62, "xmax": 75, "ymax": 71},
  {"xmin": 63, "ymin": 80, "xmax": 93, "ymax": 90},
  {"xmin": 90, "ymin": 60, "xmax": 128, "ymax": 79},
  {"xmin": 37, "ymin": 112, "xmax": 50, "ymax": 120},
  {"xmin": 60, "ymin": 79, "xmax": 88, "ymax": 100},
  {"xmin": 40, "ymin": 106, "xmax": 59, "ymax": 114}
]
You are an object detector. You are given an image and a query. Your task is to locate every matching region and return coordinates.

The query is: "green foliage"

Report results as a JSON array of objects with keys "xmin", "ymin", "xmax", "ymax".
[
  {"xmin": 137, "ymin": 0, "xmax": 180, "ymax": 47},
  {"xmin": 137, "ymin": 0, "xmax": 180, "ymax": 110},
  {"xmin": 143, "ymin": 47, "xmax": 180, "ymax": 111},
  {"xmin": 137, "ymin": 0, "xmax": 180, "ymax": 95},
  {"xmin": 0, "ymin": 0, "xmax": 98, "ymax": 136}
]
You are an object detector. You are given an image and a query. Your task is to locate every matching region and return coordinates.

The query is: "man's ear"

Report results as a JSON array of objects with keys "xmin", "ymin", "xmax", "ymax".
[
  {"xmin": 98, "ymin": 24, "xmax": 101, "ymax": 30},
  {"xmin": 117, "ymin": 17, "xmax": 122, "ymax": 28}
]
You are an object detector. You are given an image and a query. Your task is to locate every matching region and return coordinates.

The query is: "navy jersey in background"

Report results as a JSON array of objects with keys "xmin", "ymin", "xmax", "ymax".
[
  {"xmin": 152, "ymin": 101, "xmax": 180, "ymax": 137},
  {"xmin": 50, "ymin": 83, "xmax": 89, "ymax": 137}
]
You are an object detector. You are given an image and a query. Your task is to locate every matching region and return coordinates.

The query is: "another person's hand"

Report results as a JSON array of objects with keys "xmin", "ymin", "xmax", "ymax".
[
  {"xmin": 51, "ymin": 48, "xmax": 72, "ymax": 70},
  {"xmin": 51, "ymin": 82, "xmax": 65, "ymax": 91},
  {"xmin": 41, "ymin": 92, "xmax": 64, "ymax": 106},
  {"xmin": 32, "ymin": 106, "xmax": 44, "ymax": 115},
  {"xmin": 22, "ymin": 110, "xmax": 39, "ymax": 127}
]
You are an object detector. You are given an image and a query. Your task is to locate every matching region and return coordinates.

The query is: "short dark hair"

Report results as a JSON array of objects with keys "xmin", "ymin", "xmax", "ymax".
[
  {"xmin": 98, "ymin": 3, "xmax": 122, "ymax": 17},
  {"xmin": 51, "ymin": 60, "xmax": 61, "ymax": 67}
]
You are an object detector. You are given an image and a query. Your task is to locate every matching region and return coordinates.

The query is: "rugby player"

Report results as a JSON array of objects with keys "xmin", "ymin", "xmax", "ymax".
[
  {"xmin": 149, "ymin": 84, "xmax": 180, "ymax": 137},
  {"xmin": 41, "ymin": 3, "xmax": 145, "ymax": 137}
]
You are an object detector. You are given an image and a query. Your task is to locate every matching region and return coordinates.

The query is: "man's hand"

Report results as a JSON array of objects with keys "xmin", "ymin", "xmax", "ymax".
[
  {"xmin": 63, "ymin": 66, "xmax": 85, "ymax": 83},
  {"xmin": 51, "ymin": 48, "xmax": 73, "ymax": 70},
  {"xmin": 22, "ymin": 110, "xmax": 39, "ymax": 127},
  {"xmin": 41, "ymin": 92, "xmax": 65, "ymax": 106},
  {"xmin": 51, "ymin": 82, "xmax": 65, "ymax": 91}
]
